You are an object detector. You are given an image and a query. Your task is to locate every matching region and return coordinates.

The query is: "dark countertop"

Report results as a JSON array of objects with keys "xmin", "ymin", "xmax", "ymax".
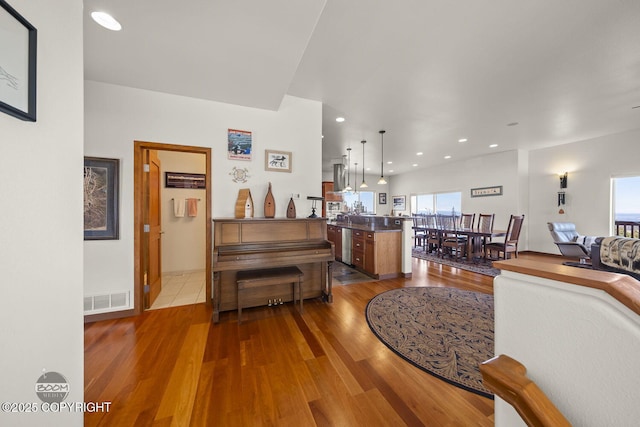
[{"xmin": 327, "ymin": 223, "xmax": 402, "ymax": 233}]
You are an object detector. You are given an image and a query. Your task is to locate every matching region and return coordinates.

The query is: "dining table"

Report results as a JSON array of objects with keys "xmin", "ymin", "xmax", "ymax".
[{"xmin": 412, "ymin": 222, "xmax": 507, "ymax": 262}]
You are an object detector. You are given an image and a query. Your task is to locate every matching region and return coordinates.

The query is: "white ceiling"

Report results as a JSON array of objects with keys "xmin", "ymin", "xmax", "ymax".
[{"xmin": 84, "ymin": 0, "xmax": 640, "ymax": 176}]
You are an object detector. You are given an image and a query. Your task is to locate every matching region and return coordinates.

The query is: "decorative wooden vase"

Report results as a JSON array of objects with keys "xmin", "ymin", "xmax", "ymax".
[
  {"xmin": 264, "ymin": 182, "xmax": 275, "ymax": 218},
  {"xmin": 235, "ymin": 189, "xmax": 254, "ymax": 219},
  {"xmin": 287, "ymin": 197, "xmax": 296, "ymax": 218}
]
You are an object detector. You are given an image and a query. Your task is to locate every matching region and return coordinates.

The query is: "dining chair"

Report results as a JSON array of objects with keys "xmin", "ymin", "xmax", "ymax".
[
  {"xmin": 460, "ymin": 213, "xmax": 475, "ymax": 229},
  {"xmin": 412, "ymin": 214, "xmax": 426, "ymax": 247},
  {"xmin": 457, "ymin": 213, "xmax": 476, "ymax": 254},
  {"xmin": 485, "ymin": 214, "xmax": 525, "ymax": 260},
  {"xmin": 424, "ymin": 214, "xmax": 440, "ymax": 254},
  {"xmin": 477, "ymin": 213, "xmax": 495, "ymax": 234},
  {"xmin": 441, "ymin": 215, "xmax": 467, "ymax": 260},
  {"xmin": 477, "ymin": 213, "xmax": 495, "ymax": 260}
]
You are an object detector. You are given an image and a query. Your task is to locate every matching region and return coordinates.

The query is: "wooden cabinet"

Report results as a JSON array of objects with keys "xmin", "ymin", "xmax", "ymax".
[
  {"xmin": 352, "ymin": 230, "xmax": 365, "ymax": 270},
  {"xmin": 327, "ymin": 224, "xmax": 336, "ymax": 243},
  {"xmin": 322, "ymin": 181, "xmax": 333, "ymax": 217},
  {"xmin": 352, "ymin": 229, "xmax": 401, "ymax": 279},
  {"xmin": 326, "ymin": 224, "xmax": 343, "ymax": 261},
  {"xmin": 322, "ymin": 181, "xmax": 344, "ymax": 218},
  {"xmin": 364, "ymin": 231, "xmax": 376, "ymax": 273},
  {"xmin": 335, "ymin": 226, "xmax": 343, "ymax": 261}
]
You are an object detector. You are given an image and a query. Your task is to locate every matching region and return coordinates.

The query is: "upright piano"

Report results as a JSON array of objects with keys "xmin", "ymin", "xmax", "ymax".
[{"xmin": 212, "ymin": 217, "xmax": 334, "ymax": 322}]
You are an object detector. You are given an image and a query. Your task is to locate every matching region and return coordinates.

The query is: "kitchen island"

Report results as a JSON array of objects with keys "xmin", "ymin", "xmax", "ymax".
[{"xmin": 327, "ymin": 214, "xmax": 409, "ymax": 279}]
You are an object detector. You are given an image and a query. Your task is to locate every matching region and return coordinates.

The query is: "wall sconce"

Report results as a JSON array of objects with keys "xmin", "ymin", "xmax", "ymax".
[{"xmin": 559, "ymin": 172, "xmax": 568, "ymax": 189}]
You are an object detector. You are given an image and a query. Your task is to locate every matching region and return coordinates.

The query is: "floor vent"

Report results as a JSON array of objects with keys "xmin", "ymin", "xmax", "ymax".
[{"xmin": 84, "ymin": 291, "xmax": 130, "ymax": 314}]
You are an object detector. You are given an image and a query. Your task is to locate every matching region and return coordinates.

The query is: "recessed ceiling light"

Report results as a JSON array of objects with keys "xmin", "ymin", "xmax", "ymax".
[
  {"xmin": 444, "ymin": 155, "xmax": 452, "ymax": 159},
  {"xmin": 489, "ymin": 144, "xmax": 498, "ymax": 148},
  {"xmin": 458, "ymin": 138, "xmax": 468, "ymax": 143},
  {"xmin": 91, "ymin": 11, "xmax": 122, "ymax": 31},
  {"xmin": 389, "ymin": 169, "xmax": 394, "ymax": 173},
  {"xmin": 387, "ymin": 161, "xmax": 393, "ymax": 164},
  {"xmin": 335, "ymin": 117, "xmax": 345, "ymax": 123},
  {"xmin": 412, "ymin": 163, "xmax": 418, "ymax": 167},
  {"xmin": 416, "ymin": 152, "xmax": 423, "ymax": 156}
]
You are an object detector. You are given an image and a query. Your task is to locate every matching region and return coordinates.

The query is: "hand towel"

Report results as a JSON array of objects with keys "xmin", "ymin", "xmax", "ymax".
[
  {"xmin": 187, "ymin": 198, "xmax": 198, "ymax": 217},
  {"xmin": 173, "ymin": 198, "xmax": 185, "ymax": 217}
]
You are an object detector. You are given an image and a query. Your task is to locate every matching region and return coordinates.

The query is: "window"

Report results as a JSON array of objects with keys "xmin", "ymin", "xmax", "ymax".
[
  {"xmin": 343, "ymin": 191, "xmax": 376, "ymax": 214},
  {"xmin": 410, "ymin": 191, "xmax": 461, "ymax": 215},
  {"xmin": 612, "ymin": 176, "xmax": 640, "ymax": 237},
  {"xmin": 412, "ymin": 194, "xmax": 434, "ymax": 215}
]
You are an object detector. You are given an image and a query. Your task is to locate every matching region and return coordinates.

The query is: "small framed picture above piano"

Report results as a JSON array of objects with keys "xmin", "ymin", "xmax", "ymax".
[{"xmin": 265, "ymin": 150, "xmax": 292, "ymax": 173}]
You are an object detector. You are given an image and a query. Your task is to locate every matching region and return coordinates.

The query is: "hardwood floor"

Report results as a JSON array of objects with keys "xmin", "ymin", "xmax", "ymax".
[{"xmin": 84, "ymin": 254, "xmax": 555, "ymax": 426}]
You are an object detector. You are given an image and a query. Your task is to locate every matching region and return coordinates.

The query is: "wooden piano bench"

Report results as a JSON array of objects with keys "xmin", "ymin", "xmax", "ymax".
[{"xmin": 236, "ymin": 266, "xmax": 304, "ymax": 323}]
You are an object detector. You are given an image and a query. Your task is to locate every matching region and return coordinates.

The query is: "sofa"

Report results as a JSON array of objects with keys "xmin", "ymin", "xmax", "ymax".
[{"xmin": 591, "ymin": 236, "xmax": 640, "ymax": 280}]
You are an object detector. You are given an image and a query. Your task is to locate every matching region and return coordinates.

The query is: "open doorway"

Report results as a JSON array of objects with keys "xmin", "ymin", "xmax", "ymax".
[{"xmin": 133, "ymin": 141, "xmax": 212, "ymax": 314}]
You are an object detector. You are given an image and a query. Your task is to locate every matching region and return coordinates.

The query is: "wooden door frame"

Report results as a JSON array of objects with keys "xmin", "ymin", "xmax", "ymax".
[{"xmin": 134, "ymin": 140, "xmax": 212, "ymax": 315}]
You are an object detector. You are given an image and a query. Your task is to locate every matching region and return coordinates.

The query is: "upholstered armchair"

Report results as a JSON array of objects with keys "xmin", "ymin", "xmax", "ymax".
[{"xmin": 547, "ymin": 222, "xmax": 598, "ymax": 264}]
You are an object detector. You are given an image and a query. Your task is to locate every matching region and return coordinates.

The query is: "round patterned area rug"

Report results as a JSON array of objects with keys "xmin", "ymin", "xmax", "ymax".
[{"xmin": 365, "ymin": 287, "xmax": 494, "ymax": 399}]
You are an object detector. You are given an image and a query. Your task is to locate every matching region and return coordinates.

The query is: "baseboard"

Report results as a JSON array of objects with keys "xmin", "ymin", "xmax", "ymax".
[{"xmin": 84, "ymin": 308, "xmax": 137, "ymax": 323}]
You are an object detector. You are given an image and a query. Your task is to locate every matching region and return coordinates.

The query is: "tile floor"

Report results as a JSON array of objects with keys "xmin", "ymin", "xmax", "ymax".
[{"xmin": 149, "ymin": 269, "xmax": 207, "ymax": 310}]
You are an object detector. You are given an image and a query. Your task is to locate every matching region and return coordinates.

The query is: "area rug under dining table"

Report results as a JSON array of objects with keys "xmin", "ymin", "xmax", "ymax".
[
  {"xmin": 365, "ymin": 286, "xmax": 494, "ymax": 398},
  {"xmin": 412, "ymin": 247, "xmax": 501, "ymax": 277}
]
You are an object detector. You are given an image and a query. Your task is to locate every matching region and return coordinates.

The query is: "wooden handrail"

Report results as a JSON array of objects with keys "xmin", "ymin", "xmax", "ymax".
[
  {"xmin": 493, "ymin": 259, "xmax": 640, "ymax": 316},
  {"xmin": 480, "ymin": 355, "xmax": 572, "ymax": 427}
]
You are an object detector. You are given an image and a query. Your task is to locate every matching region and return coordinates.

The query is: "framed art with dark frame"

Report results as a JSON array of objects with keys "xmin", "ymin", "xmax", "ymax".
[
  {"xmin": 165, "ymin": 172, "xmax": 206, "ymax": 189},
  {"xmin": 379, "ymin": 192, "xmax": 387, "ymax": 204},
  {"xmin": 470, "ymin": 185, "xmax": 503, "ymax": 198},
  {"xmin": 84, "ymin": 157, "xmax": 120, "ymax": 240},
  {"xmin": 0, "ymin": 0, "xmax": 37, "ymax": 121},
  {"xmin": 265, "ymin": 149, "xmax": 292, "ymax": 172}
]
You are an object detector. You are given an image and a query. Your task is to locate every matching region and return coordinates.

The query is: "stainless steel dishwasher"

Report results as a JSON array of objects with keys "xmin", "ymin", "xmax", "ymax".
[{"xmin": 341, "ymin": 227, "xmax": 352, "ymax": 266}]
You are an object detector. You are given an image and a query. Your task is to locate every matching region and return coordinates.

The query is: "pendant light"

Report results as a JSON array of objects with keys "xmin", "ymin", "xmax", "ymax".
[
  {"xmin": 377, "ymin": 130, "xmax": 387, "ymax": 185},
  {"xmin": 353, "ymin": 162, "xmax": 358, "ymax": 193},
  {"xmin": 360, "ymin": 140, "xmax": 368, "ymax": 188},
  {"xmin": 344, "ymin": 147, "xmax": 353, "ymax": 192}
]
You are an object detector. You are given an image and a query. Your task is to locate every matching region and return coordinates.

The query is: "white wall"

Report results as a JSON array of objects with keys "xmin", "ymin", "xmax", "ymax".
[
  {"xmin": 390, "ymin": 150, "xmax": 527, "ymax": 246},
  {"xmin": 84, "ymin": 81, "xmax": 322, "ymax": 309},
  {"xmin": 157, "ymin": 151, "xmax": 206, "ymax": 273},
  {"xmin": 494, "ymin": 270, "xmax": 640, "ymax": 426},
  {"xmin": 528, "ymin": 129, "xmax": 640, "ymax": 254},
  {"xmin": 323, "ymin": 171, "xmax": 392, "ymax": 216},
  {"xmin": 0, "ymin": 0, "xmax": 84, "ymax": 425},
  {"xmin": 388, "ymin": 130, "xmax": 640, "ymax": 255}
]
